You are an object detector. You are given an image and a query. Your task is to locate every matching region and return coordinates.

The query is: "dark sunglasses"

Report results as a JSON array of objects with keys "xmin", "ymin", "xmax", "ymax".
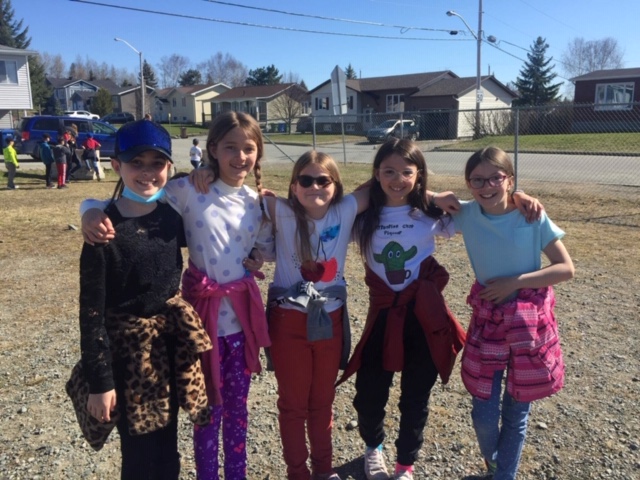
[{"xmin": 297, "ymin": 175, "xmax": 333, "ymax": 188}]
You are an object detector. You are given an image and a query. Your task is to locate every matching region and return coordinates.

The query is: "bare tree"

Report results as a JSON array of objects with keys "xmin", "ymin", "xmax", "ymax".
[
  {"xmin": 69, "ymin": 55, "xmax": 87, "ymax": 79},
  {"xmin": 269, "ymin": 84, "xmax": 309, "ymax": 134},
  {"xmin": 41, "ymin": 52, "xmax": 66, "ymax": 78},
  {"xmin": 561, "ymin": 37, "xmax": 624, "ymax": 79},
  {"xmin": 158, "ymin": 54, "xmax": 190, "ymax": 88},
  {"xmin": 197, "ymin": 52, "xmax": 248, "ymax": 87}
]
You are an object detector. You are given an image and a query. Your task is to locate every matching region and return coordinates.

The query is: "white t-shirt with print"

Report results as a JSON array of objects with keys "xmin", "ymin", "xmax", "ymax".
[
  {"xmin": 165, "ymin": 177, "xmax": 274, "ymax": 336},
  {"xmin": 366, "ymin": 205, "xmax": 454, "ymax": 291},
  {"xmin": 271, "ymin": 194, "xmax": 358, "ymax": 312}
]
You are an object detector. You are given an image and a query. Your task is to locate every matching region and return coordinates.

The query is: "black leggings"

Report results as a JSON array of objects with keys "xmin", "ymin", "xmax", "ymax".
[{"xmin": 353, "ymin": 305, "xmax": 439, "ymax": 466}]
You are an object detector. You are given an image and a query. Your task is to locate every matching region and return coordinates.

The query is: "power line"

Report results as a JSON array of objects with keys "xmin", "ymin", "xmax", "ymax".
[
  {"xmin": 69, "ymin": 0, "xmax": 471, "ymax": 42},
  {"xmin": 201, "ymin": 0, "xmax": 456, "ymax": 34}
]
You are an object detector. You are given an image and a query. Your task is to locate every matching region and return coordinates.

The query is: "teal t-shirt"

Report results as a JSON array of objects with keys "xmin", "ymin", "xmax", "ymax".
[{"xmin": 454, "ymin": 200, "xmax": 564, "ymax": 286}]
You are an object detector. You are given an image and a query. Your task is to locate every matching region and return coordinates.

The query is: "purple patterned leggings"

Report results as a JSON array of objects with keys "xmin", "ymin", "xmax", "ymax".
[{"xmin": 194, "ymin": 331, "xmax": 251, "ymax": 480}]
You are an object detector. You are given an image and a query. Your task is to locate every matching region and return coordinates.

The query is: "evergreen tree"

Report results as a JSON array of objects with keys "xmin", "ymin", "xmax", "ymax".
[
  {"xmin": 0, "ymin": 0, "xmax": 51, "ymax": 112},
  {"xmin": 141, "ymin": 60, "xmax": 158, "ymax": 88},
  {"xmin": 246, "ymin": 64, "xmax": 282, "ymax": 86},
  {"xmin": 345, "ymin": 63, "xmax": 358, "ymax": 79},
  {"xmin": 91, "ymin": 88, "xmax": 113, "ymax": 117},
  {"xmin": 514, "ymin": 37, "xmax": 562, "ymax": 106},
  {"xmin": 178, "ymin": 69, "xmax": 202, "ymax": 86}
]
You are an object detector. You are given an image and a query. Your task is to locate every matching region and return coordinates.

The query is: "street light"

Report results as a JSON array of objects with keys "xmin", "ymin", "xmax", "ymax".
[
  {"xmin": 114, "ymin": 37, "xmax": 145, "ymax": 119},
  {"xmin": 447, "ymin": 1, "xmax": 493, "ymax": 139}
]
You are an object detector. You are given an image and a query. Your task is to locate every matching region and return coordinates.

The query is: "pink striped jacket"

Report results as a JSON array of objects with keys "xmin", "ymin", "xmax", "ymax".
[{"xmin": 461, "ymin": 282, "xmax": 565, "ymax": 402}]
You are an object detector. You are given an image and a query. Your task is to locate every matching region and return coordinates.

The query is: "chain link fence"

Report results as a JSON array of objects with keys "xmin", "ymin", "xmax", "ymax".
[{"xmin": 259, "ymin": 103, "xmax": 639, "ymax": 223}]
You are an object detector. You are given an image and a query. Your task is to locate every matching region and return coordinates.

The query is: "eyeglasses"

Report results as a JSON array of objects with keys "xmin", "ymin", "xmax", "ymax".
[
  {"xmin": 297, "ymin": 175, "xmax": 333, "ymax": 188},
  {"xmin": 379, "ymin": 168, "xmax": 419, "ymax": 180},
  {"xmin": 468, "ymin": 174, "xmax": 510, "ymax": 189}
]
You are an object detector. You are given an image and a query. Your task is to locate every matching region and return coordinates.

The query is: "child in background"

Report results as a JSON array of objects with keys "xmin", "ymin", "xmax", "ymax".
[
  {"xmin": 190, "ymin": 138, "xmax": 203, "ymax": 169},
  {"xmin": 71, "ymin": 120, "xmax": 211, "ymax": 479},
  {"xmin": 452, "ymin": 147, "xmax": 574, "ymax": 480},
  {"xmin": 82, "ymin": 133, "xmax": 102, "ymax": 180},
  {"xmin": 82, "ymin": 112, "xmax": 274, "ymax": 480},
  {"xmin": 39, "ymin": 133, "xmax": 55, "ymax": 189},
  {"xmin": 3, "ymin": 137, "xmax": 19, "ymax": 189},
  {"xmin": 337, "ymin": 138, "xmax": 466, "ymax": 480},
  {"xmin": 53, "ymin": 136, "xmax": 71, "ymax": 189}
]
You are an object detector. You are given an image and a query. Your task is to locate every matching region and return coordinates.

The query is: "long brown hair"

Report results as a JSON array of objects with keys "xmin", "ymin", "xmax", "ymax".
[
  {"xmin": 354, "ymin": 138, "xmax": 444, "ymax": 259},
  {"xmin": 288, "ymin": 150, "xmax": 343, "ymax": 265},
  {"xmin": 206, "ymin": 111, "xmax": 265, "ymax": 209}
]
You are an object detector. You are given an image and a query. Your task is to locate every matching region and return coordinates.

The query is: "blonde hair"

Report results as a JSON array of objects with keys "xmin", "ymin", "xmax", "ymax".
[{"xmin": 288, "ymin": 150, "xmax": 344, "ymax": 265}]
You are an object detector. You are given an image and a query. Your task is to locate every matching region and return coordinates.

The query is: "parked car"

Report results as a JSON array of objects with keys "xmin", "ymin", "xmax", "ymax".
[
  {"xmin": 1, "ymin": 128, "xmax": 21, "ymax": 151},
  {"xmin": 18, "ymin": 116, "xmax": 117, "ymax": 158},
  {"xmin": 64, "ymin": 110, "xmax": 100, "ymax": 120},
  {"xmin": 296, "ymin": 116, "xmax": 314, "ymax": 134},
  {"xmin": 101, "ymin": 112, "xmax": 135, "ymax": 124},
  {"xmin": 366, "ymin": 119, "xmax": 419, "ymax": 143}
]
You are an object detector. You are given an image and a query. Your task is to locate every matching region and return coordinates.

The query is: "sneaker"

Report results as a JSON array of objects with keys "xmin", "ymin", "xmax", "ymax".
[
  {"xmin": 312, "ymin": 473, "xmax": 341, "ymax": 480},
  {"xmin": 364, "ymin": 445, "xmax": 389, "ymax": 480},
  {"xmin": 59, "ymin": 184, "xmax": 69, "ymax": 189},
  {"xmin": 393, "ymin": 470, "xmax": 413, "ymax": 480},
  {"xmin": 7, "ymin": 185, "xmax": 19, "ymax": 189},
  {"xmin": 46, "ymin": 184, "xmax": 55, "ymax": 189}
]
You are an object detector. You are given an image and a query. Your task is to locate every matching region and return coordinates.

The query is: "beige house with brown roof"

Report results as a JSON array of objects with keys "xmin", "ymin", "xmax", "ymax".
[
  {"xmin": 152, "ymin": 83, "xmax": 230, "ymax": 124},
  {"xmin": 308, "ymin": 70, "xmax": 516, "ymax": 138},
  {"xmin": 209, "ymin": 83, "xmax": 310, "ymax": 130}
]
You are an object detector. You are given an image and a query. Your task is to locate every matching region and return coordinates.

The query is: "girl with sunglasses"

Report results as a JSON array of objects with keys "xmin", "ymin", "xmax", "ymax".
[{"xmin": 453, "ymin": 147, "xmax": 574, "ymax": 480}]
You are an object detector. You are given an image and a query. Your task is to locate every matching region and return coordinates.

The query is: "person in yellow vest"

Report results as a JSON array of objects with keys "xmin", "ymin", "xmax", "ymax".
[{"xmin": 3, "ymin": 137, "xmax": 19, "ymax": 189}]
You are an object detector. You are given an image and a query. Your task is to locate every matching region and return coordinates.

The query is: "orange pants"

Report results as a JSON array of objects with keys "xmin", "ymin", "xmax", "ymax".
[{"xmin": 268, "ymin": 306, "xmax": 343, "ymax": 480}]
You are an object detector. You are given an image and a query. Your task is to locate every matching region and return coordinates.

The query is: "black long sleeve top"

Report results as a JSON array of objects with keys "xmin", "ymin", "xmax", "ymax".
[{"xmin": 79, "ymin": 201, "xmax": 185, "ymax": 393}]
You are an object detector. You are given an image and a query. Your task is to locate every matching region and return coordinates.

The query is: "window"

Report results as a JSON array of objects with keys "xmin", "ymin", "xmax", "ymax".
[
  {"xmin": 172, "ymin": 98, "xmax": 177, "ymax": 107},
  {"xmin": 0, "ymin": 60, "xmax": 18, "ymax": 84},
  {"xmin": 315, "ymin": 97, "xmax": 330, "ymax": 110},
  {"xmin": 595, "ymin": 83, "xmax": 634, "ymax": 111},
  {"xmin": 347, "ymin": 96, "xmax": 354, "ymax": 110},
  {"xmin": 386, "ymin": 94, "xmax": 405, "ymax": 113},
  {"xmin": 181, "ymin": 97, "xmax": 186, "ymax": 107}
]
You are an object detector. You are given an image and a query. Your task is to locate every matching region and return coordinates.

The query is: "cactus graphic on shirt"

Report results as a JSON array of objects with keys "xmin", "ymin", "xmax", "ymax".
[{"xmin": 373, "ymin": 241, "xmax": 417, "ymax": 285}]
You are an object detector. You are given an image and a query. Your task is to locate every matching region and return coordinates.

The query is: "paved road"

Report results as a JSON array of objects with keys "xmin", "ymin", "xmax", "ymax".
[{"xmin": 10, "ymin": 136, "xmax": 640, "ymax": 187}]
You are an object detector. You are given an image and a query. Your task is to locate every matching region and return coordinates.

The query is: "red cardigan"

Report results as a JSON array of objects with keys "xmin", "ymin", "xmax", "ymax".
[{"xmin": 337, "ymin": 256, "xmax": 466, "ymax": 386}]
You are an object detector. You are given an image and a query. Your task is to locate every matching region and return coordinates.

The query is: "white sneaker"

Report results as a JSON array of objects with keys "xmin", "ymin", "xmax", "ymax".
[
  {"xmin": 364, "ymin": 445, "xmax": 389, "ymax": 480},
  {"xmin": 393, "ymin": 470, "xmax": 414, "ymax": 480}
]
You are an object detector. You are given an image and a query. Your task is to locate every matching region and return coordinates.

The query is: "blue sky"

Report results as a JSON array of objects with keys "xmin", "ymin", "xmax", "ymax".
[{"xmin": 13, "ymin": 0, "xmax": 640, "ymax": 94}]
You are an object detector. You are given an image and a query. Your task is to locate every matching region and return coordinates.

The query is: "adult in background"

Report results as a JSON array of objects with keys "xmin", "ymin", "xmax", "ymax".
[{"xmin": 39, "ymin": 134, "xmax": 55, "ymax": 189}]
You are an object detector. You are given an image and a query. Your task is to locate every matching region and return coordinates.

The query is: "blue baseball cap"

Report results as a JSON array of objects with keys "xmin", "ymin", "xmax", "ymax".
[{"xmin": 115, "ymin": 120, "xmax": 173, "ymax": 163}]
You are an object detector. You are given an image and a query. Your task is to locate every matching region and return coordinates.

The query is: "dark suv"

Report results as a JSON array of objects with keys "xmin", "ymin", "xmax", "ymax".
[
  {"xmin": 101, "ymin": 112, "xmax": 135, "ymax": 124},
  {"xmin": 19, "ymin": 116, "xmax": 118, "ymax": 158}
]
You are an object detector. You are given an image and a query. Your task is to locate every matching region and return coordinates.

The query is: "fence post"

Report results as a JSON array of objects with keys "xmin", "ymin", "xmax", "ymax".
[{"xmin": 514, "ymin": 107, "xmax": 520, "ymax": 190}]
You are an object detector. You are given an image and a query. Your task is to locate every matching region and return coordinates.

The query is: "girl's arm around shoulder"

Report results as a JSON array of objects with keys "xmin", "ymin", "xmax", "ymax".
[
  {"xmin": 479, "ymin": 238, "xmax": 575, "ymax": 304},
  {"xmin": 432, "ymin": 191, "xmax": 461, "ymax": 215},
  {"xmin": 80, "ymin": 199, "xmax": 114, "ymax": 245}
]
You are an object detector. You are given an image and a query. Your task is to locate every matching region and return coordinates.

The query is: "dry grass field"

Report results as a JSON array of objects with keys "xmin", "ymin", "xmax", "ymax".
[{"xmin": 0, "ymin": 164, "xmax": 638, "ymax": 479}]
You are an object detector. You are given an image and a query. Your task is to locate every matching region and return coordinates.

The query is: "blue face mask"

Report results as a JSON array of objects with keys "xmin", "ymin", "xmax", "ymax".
[{"xmin": 121, "ymin": 186, "xmax": 166, "ymax": 203}]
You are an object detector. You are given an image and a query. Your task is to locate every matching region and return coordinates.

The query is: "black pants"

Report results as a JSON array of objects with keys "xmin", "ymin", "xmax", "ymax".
[
  {"xmin": 44, "ymin": 163, "xmax": 52, "ymax": 186},
  {"xmin": 353, "ymin": 305, "xmax": 439, "ymax": 466},
  {"xmin": 114, "ymin": 337, "xmax": 181, "ymax": 480}
]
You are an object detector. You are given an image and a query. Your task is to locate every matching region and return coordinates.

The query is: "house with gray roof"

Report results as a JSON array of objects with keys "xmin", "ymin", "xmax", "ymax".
[
  {"xmin": 308, "ymin": 70, "xmax": 516, "ymax": 138},
  {"xmin": 153, "ymin": 83, "xmax": 230, "ymax": 124},
  {"xmin": 0, "ymin": 44, "xmax": 37, "ymax": 128}
]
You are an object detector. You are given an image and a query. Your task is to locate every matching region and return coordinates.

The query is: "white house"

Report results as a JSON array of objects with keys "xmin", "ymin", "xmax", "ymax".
[
  {"xmin": 153, "ymin": 83, "xmax": 230, "ymax": 124},
  {"xmin": 0, "ymin": 44, "xmax": 36, "ymax": 128}
]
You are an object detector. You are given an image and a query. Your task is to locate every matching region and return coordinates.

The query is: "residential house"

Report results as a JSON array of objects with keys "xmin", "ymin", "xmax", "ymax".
[
  {"xmin": 46, "ymin": 77, "xmax": 120, "ymax": 112},
  {"xmin": 572, "ymin": 68, "xmax": 640, "ymax": 133},
  {"xmin": 307, "ymin": 71, "xmax": 516, "ymax": 138},
  {"xmin": 153, "ymin": 83, "xmax": 230, "ymax": 124},
  {"xmin": 0, "ymin": 44, "xmax": 36, "ymax": 128},
  {"xmin": 209, "ymin": 83, "xmax": 310, "ymax": 131}
]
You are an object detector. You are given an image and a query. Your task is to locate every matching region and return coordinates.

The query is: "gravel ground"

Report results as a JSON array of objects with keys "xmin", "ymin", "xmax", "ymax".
[{"xmin": 0, "ymin": 178, "xmax": 639, "ymax": 480}]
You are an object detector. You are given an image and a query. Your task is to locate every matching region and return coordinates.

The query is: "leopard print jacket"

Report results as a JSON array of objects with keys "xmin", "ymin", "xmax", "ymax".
[{"xmin": 66, "ymin": 294, "xmax": 213, "ymax": 451}]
